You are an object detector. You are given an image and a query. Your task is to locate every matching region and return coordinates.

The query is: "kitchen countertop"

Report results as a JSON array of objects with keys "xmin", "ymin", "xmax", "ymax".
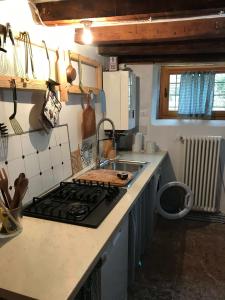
[{"xmin": 0, "ymin": 151, "xmax": 167, "ymax": 300}]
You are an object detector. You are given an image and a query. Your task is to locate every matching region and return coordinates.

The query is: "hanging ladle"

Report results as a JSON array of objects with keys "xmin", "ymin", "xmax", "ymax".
[
  {"xmin": 42, "ymin": 40, "xmax": 59, "ymax": 86},
  {"xmin": 66, "ymin": 50, "xmax": 76, "ymax": 84}
]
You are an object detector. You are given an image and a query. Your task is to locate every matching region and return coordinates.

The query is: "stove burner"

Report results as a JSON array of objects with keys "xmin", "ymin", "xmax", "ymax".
[
  {"xmin": 23, "ymin": 181, "xmax": 127, "ymax": 228},
  {"xmin": 68, "ymin": 203, "xmax": 89, "ymax": 219}
]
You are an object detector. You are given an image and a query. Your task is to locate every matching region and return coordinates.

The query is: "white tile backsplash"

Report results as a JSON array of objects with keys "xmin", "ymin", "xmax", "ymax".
[
  {"xmin": 29, "ymin": 174, "xmax": 43, "ymax": 200},
  {"xmin": 6, "ymin": 135, "xmax": 23, "ymax": 161},
  {"xmin": 38, "ymin": 149, "xmax": 51, "ymax": 171},
  {"xmin": 50, "ymin": 145, "xmax": 62, "ymax": 167},
  {"xmin": 21, "ymin": 132, "xmax": 37, "ymax": 156},
  {"xmin": 49, "ymin": 130, "xmax": 57, "ymax": 147},
  {"xmin": 53, "ymin": 126, "xmax": 61, "ymax": 146},
  {"xmin": 61, "ymin": 143, "xmax": 71, "ymax": 163},
  {"xmin": 63, "ymin": 160, "xmax": 72, "ymax": 179},
  {"xmin": 41, "ymin": 169, "xmax": 55, "ymax": 193},
  {"xmin": 53, "ymin": 164, "xmax": 64, "ymax": 185},
  {"xmin": 7, "ymin": 158, "xmax": 26, "ymax": 187},
  {"xmin": 30, "ymin": 130, "xmax": 51, "ymax": 152},
  {"xmin": 0, "ymin": 125, "xmax": 72, "ymax": 205},
  {"xmin": 59, "ymin": 125, "xmax": 69, "ymax": 144},
  {"xmin": 24, "ymin": 153, "xmax": 40, "ymax": 178}
]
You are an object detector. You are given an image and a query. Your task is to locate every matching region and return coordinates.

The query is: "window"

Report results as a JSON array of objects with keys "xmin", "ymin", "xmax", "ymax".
[{"xmin": 158, "ymin": 66, "xmax": 225, "ymax": 119}]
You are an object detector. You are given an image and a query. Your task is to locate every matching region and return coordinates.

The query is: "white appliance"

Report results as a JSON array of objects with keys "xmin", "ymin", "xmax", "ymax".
[{"xmin": 103, "ymin": 70, "xmax": 137, "ymax": 131}]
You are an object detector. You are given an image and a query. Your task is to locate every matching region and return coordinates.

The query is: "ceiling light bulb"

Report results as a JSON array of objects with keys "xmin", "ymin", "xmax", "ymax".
[{"xmin": 81, "ymin": 21, "xmax": 93, "ymax": 45}]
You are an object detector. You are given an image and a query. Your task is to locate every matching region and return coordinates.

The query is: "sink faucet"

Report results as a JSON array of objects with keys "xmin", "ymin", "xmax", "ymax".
[{"xmin": 96, "ymin": 118, "xmax": 116, "ymax": 167}]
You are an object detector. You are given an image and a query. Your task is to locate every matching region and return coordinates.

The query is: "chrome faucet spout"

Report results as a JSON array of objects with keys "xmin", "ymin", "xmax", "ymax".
[{"xmin": 96, "ymin": 118, "xmax": 116, "ymax": 167}]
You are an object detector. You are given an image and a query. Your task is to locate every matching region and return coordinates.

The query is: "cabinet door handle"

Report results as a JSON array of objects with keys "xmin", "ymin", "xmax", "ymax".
[
  {"xmin": 112, "ymin": 230, "xmax": 122, "ymax": 247},
  {"xmin": 132, "ymin": 110, "xmax": 135, "ymax": 118}
]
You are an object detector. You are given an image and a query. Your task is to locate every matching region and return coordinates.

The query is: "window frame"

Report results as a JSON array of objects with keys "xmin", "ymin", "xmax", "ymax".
[{"xmin": 158, "ymin": 65, "xmax": 225, "ymax": 120}]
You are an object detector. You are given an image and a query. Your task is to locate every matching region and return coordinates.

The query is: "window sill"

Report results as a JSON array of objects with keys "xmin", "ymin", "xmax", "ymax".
[{"xmin": 153, "ymin": 117, "xmax": 225, "ymax": 127}]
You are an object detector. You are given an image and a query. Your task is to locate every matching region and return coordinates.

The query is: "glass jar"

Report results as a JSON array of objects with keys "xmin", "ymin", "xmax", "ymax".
[{"xmin": 0, "ymin": 206, "xmax": 22, "ymax": 238}]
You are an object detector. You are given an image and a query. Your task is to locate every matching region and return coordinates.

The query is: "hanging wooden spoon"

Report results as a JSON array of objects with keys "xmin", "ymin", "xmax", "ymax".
[
  {"xmin": 11, "ymin": 173, "xmax": 28, "ymax": 209},
  {"xmin": 66, "ymin": 50, "xmax": 76, "ymax": 84}
]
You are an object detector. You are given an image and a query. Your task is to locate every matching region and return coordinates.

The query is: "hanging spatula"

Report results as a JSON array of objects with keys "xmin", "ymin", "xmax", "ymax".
[{"xmin": 9, "ymin": 79, "xmax": 23, "ymax": 135}]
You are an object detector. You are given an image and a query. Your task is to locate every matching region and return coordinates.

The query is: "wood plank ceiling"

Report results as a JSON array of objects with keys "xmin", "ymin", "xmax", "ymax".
[{"xmin": 33, "ymin": 0, "xmax": 225, "ymax": 62}]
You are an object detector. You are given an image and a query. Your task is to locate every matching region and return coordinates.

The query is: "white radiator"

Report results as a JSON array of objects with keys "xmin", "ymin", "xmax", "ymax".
[{"xmin": 182, "ymin": 136, "xmax": 222, "ymax": 212}]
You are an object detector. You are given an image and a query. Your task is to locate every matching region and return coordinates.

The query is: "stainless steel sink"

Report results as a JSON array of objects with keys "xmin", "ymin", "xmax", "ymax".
[
  {"xmin": 97, "ymin": 159, "xmax": 148, "ymax": 187},
  {"xmin": 100, "ymin": 159, "xmax": 146, "ymax": 172}
]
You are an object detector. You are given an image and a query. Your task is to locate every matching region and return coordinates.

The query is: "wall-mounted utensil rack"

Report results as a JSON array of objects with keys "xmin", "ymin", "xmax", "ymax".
[
  {"xmin": 66, "ymin": 52, "xmax": 102, "ymax": 99},
  {"xmin": 0, "ymin": 37, "xmax": 102, "ymax": 100}
]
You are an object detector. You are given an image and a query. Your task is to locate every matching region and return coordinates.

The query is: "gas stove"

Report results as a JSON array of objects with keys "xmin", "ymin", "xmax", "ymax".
[{"xmin": 23, "ymin": 180, "xmax": 127, "ymax": 228}]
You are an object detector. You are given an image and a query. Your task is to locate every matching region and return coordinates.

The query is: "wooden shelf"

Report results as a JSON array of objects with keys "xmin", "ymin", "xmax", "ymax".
[
  {"xmin": 0, "ymin": 76, "xmax": 49, "ymax": 91},
  {"xmin": 68, "ymin": 85, "xmax": 100, "ymax": 95},
  {"xmin": 0, "ymin": 76, "xmax": 100, "ymax": 95}
]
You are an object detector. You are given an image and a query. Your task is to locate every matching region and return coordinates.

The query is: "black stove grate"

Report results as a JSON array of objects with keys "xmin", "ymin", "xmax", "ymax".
[{"xmin": 23, "ymin": 181, "xmax": 127, "ymax": 228}]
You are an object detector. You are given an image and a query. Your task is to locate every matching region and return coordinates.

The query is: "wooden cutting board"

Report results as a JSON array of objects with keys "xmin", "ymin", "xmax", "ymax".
[
  {"xmin": 77, "ymin": 169, "xmax": 133, "ymax": 187},
  {"xmin": 81, "ymin": 96, "xmax": 96, "ymax": 140}
]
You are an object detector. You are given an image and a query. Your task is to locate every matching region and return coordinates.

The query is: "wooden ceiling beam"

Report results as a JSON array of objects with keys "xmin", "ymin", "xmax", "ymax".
[
  {"xmin": 118, "ymin": 53, "xmax": 225, "ymax": 64},
  {"xmin": 98, "ymin": 39, "xmax": 225, "ymax": 56},
  {"xmin": 34, "ymin": 0, "xmax": 225, "ymax": 25},
  {"xmin": 75, "ymin": 17, "xmax": 225, "ymax": 45}
]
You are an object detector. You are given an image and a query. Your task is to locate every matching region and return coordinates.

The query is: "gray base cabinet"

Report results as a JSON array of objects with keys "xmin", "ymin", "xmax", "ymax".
[
  {"xmin": 75, "ymin": 217, "xmax": 128, "ymax": 300},
  {"xmin": 75, "ymin": 169, "xmax": 165, "ymax": 299},
  {"xmin": 101, "ymin": 216, "xmax": 128, "ymax": 300},
  {"xmin": 128, "ymin": 175, "xmax": 158, "ymax": 286}
]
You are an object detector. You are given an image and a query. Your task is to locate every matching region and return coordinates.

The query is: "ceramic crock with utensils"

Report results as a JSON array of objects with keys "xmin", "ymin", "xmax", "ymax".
[
  {"xmin": 0, "ymin": 198, "xmax": 22, "ymax": 238},
  {"xmin": 0, "ymin": 168, "xmax": 12, "ymax": 209},
  {"xmin": 0, "ymin": 171, "xmax": 28, "ymax": 238}
]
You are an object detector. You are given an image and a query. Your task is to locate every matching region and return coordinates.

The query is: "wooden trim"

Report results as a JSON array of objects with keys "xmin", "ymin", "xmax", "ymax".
[
  {"xmin": 68, "ymin": 85, "xmax": 100, "ymax": 95},
  {"xmin": 158, "ymin": 65, "xmax": 225, "ymax": 120},
  {"xmin": 69, "ymin": 51, "xmax": 102, "ymax": 95},
  {"xmin": 69, "ymin": 53, "xmax": 99, "ymax": 68},
  {"xmin": 161, "ymin": 65, "xmax": 225, "ymax": 73},
  {"xmin": 96, "ymin": 65, "xmax": 103, "ymax": 90}
]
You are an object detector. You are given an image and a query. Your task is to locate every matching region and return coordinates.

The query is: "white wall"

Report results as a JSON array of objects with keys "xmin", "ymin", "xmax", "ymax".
[
  {"xmin": 0, "ymin": 0, "xmax": 104, "ymax": 153},
  {"xmin": 128, "ymin": 64, "xmax": 225, "ymax": 212}
]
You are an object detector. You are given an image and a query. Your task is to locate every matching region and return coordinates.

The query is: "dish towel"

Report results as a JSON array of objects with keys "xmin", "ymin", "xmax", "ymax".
[{"xmin": 98, "ymin": 89, "xmax": 106, "ymax": 114}]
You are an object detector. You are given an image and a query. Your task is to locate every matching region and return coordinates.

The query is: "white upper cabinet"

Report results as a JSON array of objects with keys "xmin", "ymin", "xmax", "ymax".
[{"xmin": 103, "ymin": 70, "xmax": 137, "ymax": 130}]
